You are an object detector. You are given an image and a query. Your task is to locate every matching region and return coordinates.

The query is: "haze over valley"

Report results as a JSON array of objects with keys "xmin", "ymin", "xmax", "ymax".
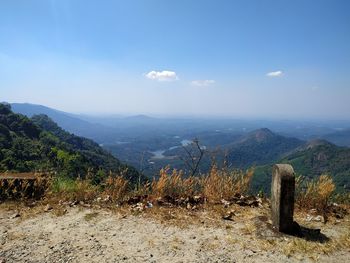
[
  {"xmin": 1, "ymin": 1, "xmax": 350, "ymax": 262},
  {"xmin": 6, "ymin": 102, "xmax": 350, "ymax": 193}
]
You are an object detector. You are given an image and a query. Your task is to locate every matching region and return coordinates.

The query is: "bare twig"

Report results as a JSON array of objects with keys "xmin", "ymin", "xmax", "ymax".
[{"xmin": 179, "ymin": 138, "xmax": 205, "ymax": 177}]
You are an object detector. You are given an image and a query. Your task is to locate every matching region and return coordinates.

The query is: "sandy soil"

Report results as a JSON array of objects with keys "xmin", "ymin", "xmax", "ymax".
[{"xmin": 0, "ymin": 203, "xmax": 349, "ymax": 263}]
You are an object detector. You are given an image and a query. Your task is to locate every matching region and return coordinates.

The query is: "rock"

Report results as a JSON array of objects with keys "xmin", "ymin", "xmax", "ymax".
[
  {"xmin": 131, "ymin": 202, "xmax": 145, "ymax": 212},
  {"xmin": 103, "ymin": 195, "xmax": 111, "ymax": 202},
  {"xmin": 10, "ymin": 212, "xmax": 20, "ymax": 219},
  {"xmin": 176, "ymin": 197, "xmax": 186, "ymax": 206},
  {"xmin": 221, "ymin": 199, "xmax": 230, "ymax": 208},
  {"xmin": 222, "ymin": 210, "xmax": 235, "ymax": 221},
  {"xmin": 193, "ymin": 195, "xmax": 202, "ymax": 203},
  {"xmin": 44, "ymin": 204, "xmax": 53, "ymax": 212},
  {"xmin": 330, "ymin": 205, "xmax": 348, "ymax": 219},
  {"xmin": 236, "ymin": 200, "xmax": 249, "ymax": 206},
  {"xmin": 247, "ymin": 199, "xmax": 259, "ymax": 207},
  {"xmin": 314, "ymin": 215, "xmax": 323, "ymax": 222},
  {"xmin": 306, "ymin": 214, "xmax": 323, "ymax": 222},
  {"xmin": 309, "ymin": 209, "xmax": 318, "ymax": 215},
  {"xmin": 70, "ymin": 200, "xmax": 79, "ymax": 206},
  {"xmin": 256, "ymin": 197, "xmax": 264, "ymax": 207},
  {"xmin": 127, "ymin": 195, "xmax": 142, "ymax": 205}
]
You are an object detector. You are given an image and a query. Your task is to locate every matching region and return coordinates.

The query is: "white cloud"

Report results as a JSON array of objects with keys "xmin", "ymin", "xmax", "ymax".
[
  {"xmin": 266, "ymin": 70, "xmax": 283, "ymax": 77},
  {"xmin": 191, "ymin": 79, "xmax": 215, "ymax": 87},
  {"xmin": 145, "ymin": 70, "xmax": 178, "ymax": 81}
]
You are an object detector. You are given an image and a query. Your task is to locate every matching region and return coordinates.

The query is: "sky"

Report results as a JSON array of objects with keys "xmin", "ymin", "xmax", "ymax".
[{"xmin": 1, "ymin": 0, "xmax": 350, "ymax": 119}]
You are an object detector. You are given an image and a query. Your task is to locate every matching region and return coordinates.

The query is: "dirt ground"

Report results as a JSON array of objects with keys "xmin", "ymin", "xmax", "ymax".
[{"xmin": 0, "ymin": 202, "xmax": 349, "ymax": 263}]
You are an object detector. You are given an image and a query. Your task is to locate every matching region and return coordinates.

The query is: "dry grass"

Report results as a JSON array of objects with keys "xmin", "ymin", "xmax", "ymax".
[
  {"xmin": 38, "ymin": 165, "xmax": 253, "ymax": 205},
  {"xmin": 103, "ymin": 175, "xmax": 129, "ymax": 202},
  {"xmin": 241, "ymin": 223, "xmax": 256, "ymax": 235},
  {"xmin": 202, "ymin": 166, "xmax": 254, "ymax": 202},
  {"xmin": 238, "ymin": 214, "xmax": 350, "ymax": 260},
  {"xmin": 282, "ymin": 228, "xmax": 350, "ymax": 258},
  {"xmin": 296, "ymin": 174, "xmax": 335, "ymax": 213},
  {"xmin": 149, "ymin": 165, "xmax": 253, "ymax": 203},
  {"xmin": 0, "ymin": 173, "xmax": 50, "ymax": 200},
  {"xmin": 333, "ymin": 192, "xmax": 350, "ymax": 204},
  {"xmin": 151, "ymin": 167, "xmax": 201, "ymax": 199}
]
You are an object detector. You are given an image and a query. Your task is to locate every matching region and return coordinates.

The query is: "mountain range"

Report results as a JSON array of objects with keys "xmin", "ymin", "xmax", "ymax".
[
  {"xmin": 322, "ymin": 129, "xmax": 350, "ymax": 147},
  {"xmin": 10, "ymin": 103, "xmax": 114, "ymax": 143},
  {"xmin": 5, "ymin": 102, "xmax": 350, "ymax": 193}
]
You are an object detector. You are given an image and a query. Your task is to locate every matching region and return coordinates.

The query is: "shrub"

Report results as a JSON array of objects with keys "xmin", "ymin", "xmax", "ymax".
[
  {"xmin": 296, "ymin": 174, "xmax": 335, "ymax": 212},
  {"xmin": 50, "ymin": 176, "xmax": 99, "ymax": 202},
  {"xmin": 146, "ymin": 165, "xmax": 255, "ymax": 202},
  {"xmin": 202, "ymin": 165, "xmax": 254, "ymax": 202},
  {"xmin": 103, "ymin": 175, "xmax": 129, "ymax": 202},
  {"xmin": 151, "ymin": 167, "xmax": 201, "ymax": 199},
  {"xmin": 0, "ymin": 172, "xmax": 50, "ymax": 200}
]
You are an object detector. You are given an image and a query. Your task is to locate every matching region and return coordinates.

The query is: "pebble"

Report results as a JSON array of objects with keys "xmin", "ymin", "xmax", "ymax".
[
  {"xmin": 44, "ymin": 204, "xmax": 53, "ymax": 212},
  {"xmin": 10, "ymin": 213, "xmax": 20, "ymax": 219}
]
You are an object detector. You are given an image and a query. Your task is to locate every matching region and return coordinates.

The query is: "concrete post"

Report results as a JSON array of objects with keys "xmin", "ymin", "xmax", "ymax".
[{"xmin": 271, "ymin": 164, "xmax": 295, "ymax": 233}]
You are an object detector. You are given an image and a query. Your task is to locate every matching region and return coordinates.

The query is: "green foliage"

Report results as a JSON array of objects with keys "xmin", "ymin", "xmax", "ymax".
[
  {"xmin": 0, "ymin": 104, "xmax": 143, "ymax": 184},
  {"xmin": 50, "ymin": 175, "xmax": 99, "ymax": 201},
  {"xmin": 253, "ymin": 141, "xmax": 350, "ymax": 194},
  {"xmin": 51, "ymin": 176, "xmax": 78, "ymax": 193},
  {"xmin": 31, "ymin": 114, "xmax": 142, "ymax": 183}
]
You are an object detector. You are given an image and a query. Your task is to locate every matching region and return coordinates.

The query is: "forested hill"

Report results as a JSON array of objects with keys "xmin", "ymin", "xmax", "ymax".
[
  {"xmin": 10, "ymin": 102, "xmax": 112, "ymax": 142},
  {"xmin": 0, "ymin": 104, "xmax": 142, "ymax": 184},
  {"xmin": 253, "ymin": 140, "xmax": 350, "ymax": 193},
  {"xmin": 224, "ymin": 128, "xmax": 304, "ymax": 168}
]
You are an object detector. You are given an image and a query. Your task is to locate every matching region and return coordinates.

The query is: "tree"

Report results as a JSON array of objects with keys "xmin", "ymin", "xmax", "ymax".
[{"xmin": 179, "ymin": 138, "xmax": 205, "ymax": 177}]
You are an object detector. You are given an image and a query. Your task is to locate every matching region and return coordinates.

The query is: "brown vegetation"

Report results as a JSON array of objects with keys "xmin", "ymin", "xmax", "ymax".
[
  {"xmin": 1, "ymin": 167, "xmax": 349, "ymax": 219},
  {"xmin": 295, "ymin": 175, "xmax": 336, "ymax": 212},
  {"xmin": 0, "ymin": 173, "xmax": 50, "ymax": 200}
]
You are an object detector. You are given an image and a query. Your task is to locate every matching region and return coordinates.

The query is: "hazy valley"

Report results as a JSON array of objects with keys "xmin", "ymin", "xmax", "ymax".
[{"xmin": 5, "ymin": 102, "xmax": 350, "ymax": 194}]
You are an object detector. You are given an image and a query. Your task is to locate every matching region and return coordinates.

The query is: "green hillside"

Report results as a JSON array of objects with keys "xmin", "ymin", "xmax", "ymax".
[
  {"xmin": 0, "ymin": 104, "xmax": 142, "ymax": 184},
  {"xmin": 252, "ymin": 140, "xmax": 350, "ymax": 193},
  {"xmin": 225, "ymin": 128, "xmax": 304, "ymax": 169}
]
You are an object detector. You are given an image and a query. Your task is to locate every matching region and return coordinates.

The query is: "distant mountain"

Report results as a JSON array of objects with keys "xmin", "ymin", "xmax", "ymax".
[
  {"xmin": 0, "ymin": 104, "xmax": 142, "ymax": 184},
  {"xmin": 224, "ymin": 128, "xmax": 305, "ymax": 168},
  {"xmin": 10, "ymin": 103, "xmax": 170, "ymax": 142},
  {"xmin": 322, "ymin": 129, "xmax": 350, "ymax": 147},
  {"xmin": 253, "ymin": 140, "xmax": 350, "ymax": 193},
  {"xmin": 124, "ymin": 114, "xmax": 155, "ymax": 121},
  {"xmin": 10, "ymin": 103, "xmax": 114, "ymax": 143}
]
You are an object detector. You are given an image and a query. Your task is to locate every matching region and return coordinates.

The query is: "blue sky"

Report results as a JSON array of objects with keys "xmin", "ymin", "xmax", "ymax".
[{"xmin": 1, "ymin": 0, "xmax": 350, "ymax": 119}]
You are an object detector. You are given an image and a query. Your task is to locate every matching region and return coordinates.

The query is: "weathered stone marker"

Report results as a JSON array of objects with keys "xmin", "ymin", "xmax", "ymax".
[{"xmin": 271, "ymin": 164, "xmax": 296, "ymax": 234}]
